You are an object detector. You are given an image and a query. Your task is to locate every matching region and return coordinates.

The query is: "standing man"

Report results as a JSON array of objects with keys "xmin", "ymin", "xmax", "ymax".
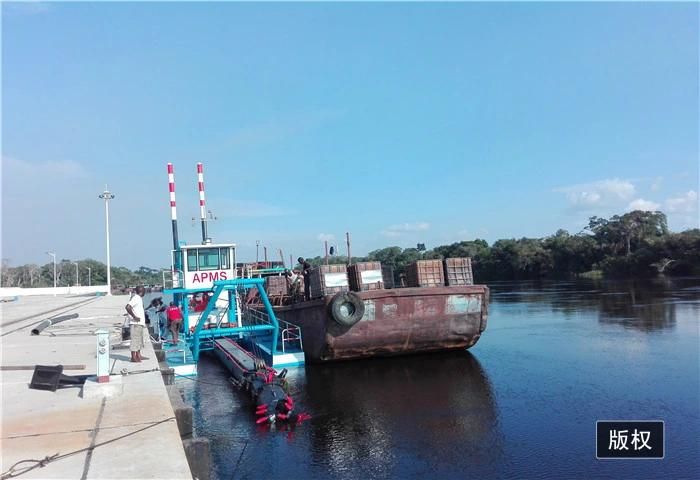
[
  {"xmin": 297, "ymin": 257, "xmax": 312, "ymax": 301},
  {"xmin": 125, "ymin": 285, "xmax": 146, "ymax": 362}
]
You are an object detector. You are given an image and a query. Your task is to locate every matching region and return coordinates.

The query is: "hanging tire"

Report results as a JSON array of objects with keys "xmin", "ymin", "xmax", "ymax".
[{"xmin": 329, "ymin": 292, "xmax": 365, "ymax": 328}]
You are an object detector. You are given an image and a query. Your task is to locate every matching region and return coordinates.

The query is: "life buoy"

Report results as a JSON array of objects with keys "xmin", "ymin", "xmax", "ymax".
[{"xmin": 329, "ymin": 292, "xmax": 365, "ymax": 327}]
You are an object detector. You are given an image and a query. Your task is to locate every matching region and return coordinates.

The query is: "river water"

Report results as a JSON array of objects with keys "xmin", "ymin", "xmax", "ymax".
[{"xmin": 174, "ymin": 277, "xmax": 700, "ymax": 479}]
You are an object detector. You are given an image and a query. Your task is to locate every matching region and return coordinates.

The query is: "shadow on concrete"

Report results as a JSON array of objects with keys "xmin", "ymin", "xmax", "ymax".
[{"xmin": 110, "ymin": 353, "xmax": 131, "ymax": 362}]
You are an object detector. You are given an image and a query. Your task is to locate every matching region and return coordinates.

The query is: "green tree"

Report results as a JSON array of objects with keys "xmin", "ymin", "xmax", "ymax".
[
  {"xmin": 367, "ymin": 247, "xmax": 404, "ymax": 269},
  {"xmin": 543, "ymin": 230, "xmax": 599, "ymax": 276},
  {"xmin": 588, "ymin": 211, "xmax": 668, "ymax": 256}
]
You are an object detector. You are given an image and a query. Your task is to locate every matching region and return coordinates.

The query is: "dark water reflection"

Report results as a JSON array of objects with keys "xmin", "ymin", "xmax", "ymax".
[
  {"xmin": 304, "ymin": 352, "xmax": 501, "ymax": 479},
  {"xmin": 490, "ymin": 276, "xmax": 700, "ymax": 332},
  {"xmin": 180, "ymin": 276, "xmax": 700, "ymax": 479}
]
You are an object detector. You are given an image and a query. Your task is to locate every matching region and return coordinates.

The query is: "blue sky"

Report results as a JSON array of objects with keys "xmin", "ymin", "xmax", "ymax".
[{"xmin": 2, "ymin": 2, "xmax": 698, "ymax": 269}]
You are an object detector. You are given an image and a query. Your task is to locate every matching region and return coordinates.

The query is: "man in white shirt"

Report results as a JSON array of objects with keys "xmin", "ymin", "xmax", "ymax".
[
  {"xmin": 285, "ymin": 269, "xmax": 300, "ymax": 299},
  {"xmin": 125, "ymin": 286, "xmax": 146, "ymax": 362}
]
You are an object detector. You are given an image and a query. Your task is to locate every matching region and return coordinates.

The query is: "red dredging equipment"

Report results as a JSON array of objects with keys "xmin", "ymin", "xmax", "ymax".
[{"xmin": 214, "ymin": 338, "xmax": 310, "ymax": 425}]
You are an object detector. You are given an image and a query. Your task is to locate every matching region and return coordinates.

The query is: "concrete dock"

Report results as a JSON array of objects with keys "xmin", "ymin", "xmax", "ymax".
[{"xmin": 1, "ymin": 294, "xmax": 193, "ymax": 479}]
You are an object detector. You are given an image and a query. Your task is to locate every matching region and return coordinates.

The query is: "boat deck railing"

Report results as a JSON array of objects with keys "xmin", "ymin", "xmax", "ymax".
[
  {"xmin": 166, "ymin": 278, "xmax": 292, "ymax": 361},
  {"xmin": 241, "ymin": 304, "xmax": 303, "ymax": 353}
]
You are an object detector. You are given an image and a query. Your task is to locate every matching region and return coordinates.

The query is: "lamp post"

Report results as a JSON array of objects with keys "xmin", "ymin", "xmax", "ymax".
[
  {"xmin": 73, "ymin": 262, "xmax": 79, "ymax": 286},
  {"xmin": 98, "ymin": 187, "xmax": 115, "ymax": 296},
  {"xmin": 87, "ymin": 267, "xmax": 92, "ymax": 287},
  {"xmin": 46, "ymin": 251, "xmax": 57, "ymax": 294}
]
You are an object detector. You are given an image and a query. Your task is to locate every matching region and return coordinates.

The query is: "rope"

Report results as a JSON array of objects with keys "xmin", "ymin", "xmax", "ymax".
[
  {"xmin": 230, "ymin": 439, "xmax": 249, "ymax": 480},
  {"xmin": 2, "ymin": 419, "xmax": 178, "ymax": 440},
  {"xmin": 119, "ymin": 368, "xmax": 160, "ymax": 376},
  {"xmin": 0, "ymin": 455, "xmax": 60, "ymax": 479},
  {"xmin": 0, "ymin": 417, "xmax": 175, "ymax": 479}
]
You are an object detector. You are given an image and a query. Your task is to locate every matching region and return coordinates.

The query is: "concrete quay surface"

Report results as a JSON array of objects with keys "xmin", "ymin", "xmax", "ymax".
[{"xmin": 1, "ymin": 294, "xmax": 193, "ymax": 479}]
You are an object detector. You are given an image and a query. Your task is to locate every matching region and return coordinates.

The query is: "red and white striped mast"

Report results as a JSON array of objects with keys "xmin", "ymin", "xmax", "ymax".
[
  {"xmin": 197, "ymin": 162, "xmax": 210, "ymax": 244},
  {"xmin": 167, "ymin": 163, "xmax": 179, "ymax": 251}
]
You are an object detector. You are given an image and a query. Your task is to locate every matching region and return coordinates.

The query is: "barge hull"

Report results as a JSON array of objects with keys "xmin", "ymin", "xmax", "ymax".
[{"xmin": 275, "ymin": 285, "xmax": 489, "ymax": 362}]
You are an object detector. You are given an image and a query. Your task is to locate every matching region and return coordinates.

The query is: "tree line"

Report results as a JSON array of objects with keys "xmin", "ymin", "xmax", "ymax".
[
  {"xmin": 0, "ymin": 257, "xmax": 163, "ymax": 289},
  {"xmin": 2, "ymin": 210, "xmax": 698, "ymax": 288},
  {"xmin": 303, "ymin": 211, "xmax": 700, "ymax": 281}
]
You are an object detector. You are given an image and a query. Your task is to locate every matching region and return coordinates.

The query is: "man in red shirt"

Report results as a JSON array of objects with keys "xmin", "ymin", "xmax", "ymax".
[{"xmin": 165, "ymin": 302, "xmax": 183, "ymax": 344}]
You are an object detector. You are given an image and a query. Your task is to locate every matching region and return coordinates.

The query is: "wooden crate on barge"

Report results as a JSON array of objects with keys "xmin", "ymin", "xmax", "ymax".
[
  {"xmin": 309, "ymin": 265, "xmax": 349, "ymax": 298},
  {"xmin": 443, "ymin": 257, "xmax": 474, "ymax": 286},
  {"xmin": 381, "ymin": 265, "xmax": 395, "ymax": 289},
  {"xmin": 348, "ymin": 262, "xmax": 384, "ymax": 292},
  {"xmin": 265, "ymin": 275, "xmax": 288, "ymax": 297},
  {"xmin": 406, "ymin": 260, "xmax": 444, "ymax": 287}
]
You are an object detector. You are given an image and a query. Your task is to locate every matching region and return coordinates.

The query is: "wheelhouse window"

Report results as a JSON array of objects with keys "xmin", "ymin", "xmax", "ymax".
[
  {"xmin": 198, "ymin": 248, "xmax": 220, "ymax": 271},
  {"xmin": 220, "ymin": 248, "xmax": 230, "ymax": 269},
  {"xmin": 186, "ymin": 250, "xmax": 198, "ymax": 271},
  {"xmin": 173, "ymin": 251, "xmax": 183, "ymax": 271}
]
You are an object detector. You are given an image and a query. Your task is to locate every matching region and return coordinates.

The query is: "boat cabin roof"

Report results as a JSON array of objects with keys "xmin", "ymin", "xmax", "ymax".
[{"xmin": 177, "ymin": 243, "xmax": 237, "ymax": 250}]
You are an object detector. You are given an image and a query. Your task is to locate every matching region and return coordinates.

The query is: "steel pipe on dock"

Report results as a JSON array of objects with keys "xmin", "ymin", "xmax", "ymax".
[{"xmin": 30, "ymin": 313, "xmax": 79, "ymax": 335}]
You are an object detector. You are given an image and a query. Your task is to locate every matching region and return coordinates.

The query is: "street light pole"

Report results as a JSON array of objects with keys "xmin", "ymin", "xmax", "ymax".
[
  {"xmin": 46, "ymin": 251, "xmax": 56, "ymax": 294},
  {"xmin": 99, "ymin": 186, "xmax": 115, "ymax": 296},
  {"xmin": 87, "ymin": 267, "xmax": 92, "ymax": 286},
  {"xmin": 73, "ymin": 262, "xmax": 79, "ymax": 286}
]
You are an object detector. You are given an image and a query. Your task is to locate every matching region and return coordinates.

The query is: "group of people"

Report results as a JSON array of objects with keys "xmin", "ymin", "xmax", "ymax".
[
  {"xmin": 189, "ymin": 292, "xmax": 210, "ymax": 312},
  {"xmin": 125, "ymin": 287, "xmax": 184, "ymax": 363}
]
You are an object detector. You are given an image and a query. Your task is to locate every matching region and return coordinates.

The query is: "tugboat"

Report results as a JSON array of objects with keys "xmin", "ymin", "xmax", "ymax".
[{"xmin": 162, "ymin": 163, "xmax": 305, "ymax": 377}]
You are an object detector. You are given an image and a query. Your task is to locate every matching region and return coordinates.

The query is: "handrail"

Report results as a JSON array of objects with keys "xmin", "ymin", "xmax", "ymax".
[
  {"xmin": 280, "ymin": 326, "xmax": 303, "ymax": 353},
  {"xmin": 171, "ymin": 269, "xmax": 184, "ymax": 289},
  {"xmin": 241, "ymin": 304, "xmax": 303, "ymax": 353},
  {"xmin": 181, "ymin": 278, "xmax": 300, "ymax": 361}
]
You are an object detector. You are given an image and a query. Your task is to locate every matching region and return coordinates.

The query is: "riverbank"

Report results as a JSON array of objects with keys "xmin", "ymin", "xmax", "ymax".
[{"xmin": 0, "ymin": 294, "xmax": 192, "ymax": 479}]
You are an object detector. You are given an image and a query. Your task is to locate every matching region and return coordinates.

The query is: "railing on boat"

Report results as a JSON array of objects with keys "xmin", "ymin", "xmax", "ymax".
[
  {"xmin": 166, "ymin": 278, "xmax": 305, "ymax": 362},
  {"xmin": 241, "ymin": 304, "xmax": 303, "ymax": 353}
]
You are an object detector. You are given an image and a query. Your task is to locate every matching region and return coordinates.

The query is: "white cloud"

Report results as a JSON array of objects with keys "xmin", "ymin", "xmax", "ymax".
[
  {"xmin": 381, "ymin": 222, "xmax": 430, "ymax": 237},
  {"xmin": 555, "ymin": 178, "xmax": 636, "ymax": 211},
  {"xmin": 627, "ymin": 198, "xmax": 661, "ymax": 212},
  {"xmin": 576, "ymin": 191, "xmax": 602, "ymax": 206},
  {"xmin": 317, "ymin": 233, "xmax": 335, "ymax": 242},
  {"xmin": 665, "ymin": 191, "xmax": 698, "ymax": 214}
]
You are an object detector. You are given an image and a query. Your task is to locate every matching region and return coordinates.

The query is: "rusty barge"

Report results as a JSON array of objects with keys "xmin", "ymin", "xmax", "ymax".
[{"xmin": 274, "ymin": 285, "xmax": 489, "ymax": 362}]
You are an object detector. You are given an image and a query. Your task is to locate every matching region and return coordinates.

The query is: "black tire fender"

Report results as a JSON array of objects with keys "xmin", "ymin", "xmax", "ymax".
[{"xmin": 329, "ymin": 292, "xmax": 365, "ymax": 327}]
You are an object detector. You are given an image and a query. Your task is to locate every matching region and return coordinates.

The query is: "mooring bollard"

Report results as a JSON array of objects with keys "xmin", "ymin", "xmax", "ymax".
[{"xmin": 96, "ymin": 329, "xmax": 110, "ymax": 383}]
